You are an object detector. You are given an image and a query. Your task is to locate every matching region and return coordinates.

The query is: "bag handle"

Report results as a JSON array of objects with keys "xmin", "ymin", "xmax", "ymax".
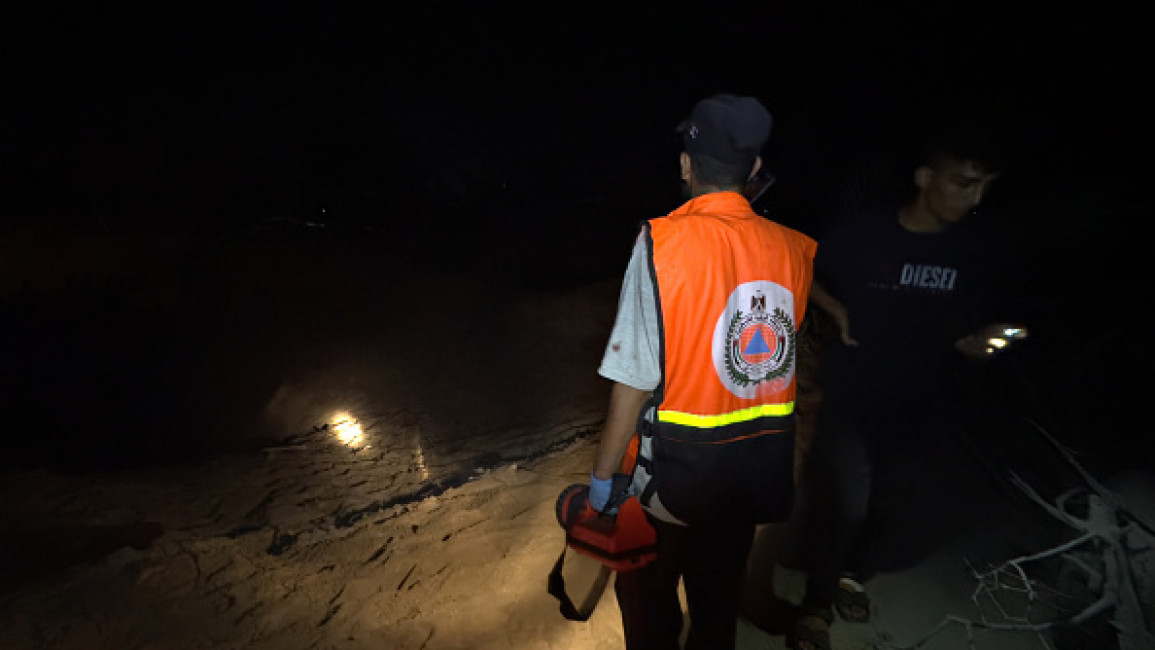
[{"xmin": 546, "ymin": 547, "xmax": 612, "ymax": 621}]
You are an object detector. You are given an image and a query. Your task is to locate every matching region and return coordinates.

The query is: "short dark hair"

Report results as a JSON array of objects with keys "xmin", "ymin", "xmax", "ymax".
[
  {"xmin": 915, "ymin": 109, "xmax": 1009, "ymax": 174},
  {"xmin": 688, "ymin": 152, "xmax": 756, "ymax": 189}
]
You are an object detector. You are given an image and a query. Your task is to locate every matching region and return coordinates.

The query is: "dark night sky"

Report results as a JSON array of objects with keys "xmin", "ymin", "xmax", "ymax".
[
  {"xmin": 0, "ymin": 1, "xmax": 1149, "ymax": 302},
  {"xmin": 3, "ymin": 1, "xmax": 1146, "ymax": 235}
]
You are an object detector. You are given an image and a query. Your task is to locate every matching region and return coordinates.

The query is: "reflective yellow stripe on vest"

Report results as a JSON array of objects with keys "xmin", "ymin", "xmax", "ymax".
[{"xmin": 656, "ymin": 402, "xmax": 794, "ymax": 428}]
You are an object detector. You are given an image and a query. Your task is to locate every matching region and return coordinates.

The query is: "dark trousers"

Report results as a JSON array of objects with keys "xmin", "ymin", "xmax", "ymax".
[
  {"xmin": 789, "ymin": 399, "xmax": 946, "ymax": 611},
  {"xmin": 614, "ymin": 516, "xmax": 755, "ymax": 650}
]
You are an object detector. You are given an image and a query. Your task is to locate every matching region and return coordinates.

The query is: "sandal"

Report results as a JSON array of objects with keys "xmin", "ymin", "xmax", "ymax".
[
  {"xmin": 833, "ymin": 575, "xmax": 871, "ymax": 623},
  {"xmin": 787, "ymin": 606, "xmax": 833, "ymax": 650}
]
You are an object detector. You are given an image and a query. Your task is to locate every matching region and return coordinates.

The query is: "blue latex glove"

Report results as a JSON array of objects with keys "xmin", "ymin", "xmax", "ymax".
[{"xmin": 589, "ymin": 473, "xmax": 618, "ymax": 514}]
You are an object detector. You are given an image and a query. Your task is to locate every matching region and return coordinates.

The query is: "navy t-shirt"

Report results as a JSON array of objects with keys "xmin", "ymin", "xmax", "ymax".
[{"xmin": 814, "ymin": 207, "xmax": 1002, "ymax": 411}]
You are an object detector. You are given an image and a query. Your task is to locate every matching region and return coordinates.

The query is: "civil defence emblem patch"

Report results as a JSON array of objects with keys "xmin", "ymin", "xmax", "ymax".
[{"xmin": 711, "ymin": 280, "xmax": 796, "ymax": 398}]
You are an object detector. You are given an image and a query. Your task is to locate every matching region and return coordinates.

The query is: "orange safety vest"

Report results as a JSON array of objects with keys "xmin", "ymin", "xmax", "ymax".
[{"xmin": 629, "ymin": 191, "xmax": 816, "ymax": 526}]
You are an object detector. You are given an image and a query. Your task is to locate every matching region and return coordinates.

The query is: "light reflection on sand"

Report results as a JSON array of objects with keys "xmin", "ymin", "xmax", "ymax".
[
  {"xmin": 413, "ymin": 442, "xmax": 430, "ymax": 481},
  {"xmin": 330, "ymin": 411, "xmax": 365, "ymax": 448}
]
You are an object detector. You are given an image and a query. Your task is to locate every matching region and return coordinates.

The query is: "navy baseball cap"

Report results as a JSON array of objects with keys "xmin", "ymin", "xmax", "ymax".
[{"xmin": 676, "ymin": 94, "xmax": 772, "ymax": 163}]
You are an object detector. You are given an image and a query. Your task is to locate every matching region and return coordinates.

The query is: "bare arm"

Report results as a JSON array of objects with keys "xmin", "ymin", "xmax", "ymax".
[
  {"xmin": 810, "ymin": 281, "xmax": 857, "ymax": 346},
  {"xmin": 592, "ymin": 382, "xmax": 651, "ymax": 480}
]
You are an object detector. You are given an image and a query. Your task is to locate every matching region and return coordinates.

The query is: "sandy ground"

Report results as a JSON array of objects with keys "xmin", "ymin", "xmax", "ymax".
[
  {"xmin": 2, "ymin": 260, "xmax": 1152, "ymax": 650},
  {"xmin": 2, "ymin": 417, "xmax": 1145, "ymax": 650}
]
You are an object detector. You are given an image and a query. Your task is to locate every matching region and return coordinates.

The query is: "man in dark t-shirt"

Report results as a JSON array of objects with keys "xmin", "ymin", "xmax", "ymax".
[
  {"xmin": 814, "ymin": 205, "xmax": 1000, "ymax": 411},
  {"xmin": 785, "ymin": 134, "xmax": 1014, "ymax": 650}
]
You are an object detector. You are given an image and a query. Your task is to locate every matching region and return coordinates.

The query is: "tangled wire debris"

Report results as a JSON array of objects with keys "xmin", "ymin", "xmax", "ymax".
[{"xmin": 884, "ymin": 422, "xmax": 1155, "ymax": 650}]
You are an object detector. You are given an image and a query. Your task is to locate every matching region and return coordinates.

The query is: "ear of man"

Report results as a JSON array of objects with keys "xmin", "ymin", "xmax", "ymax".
[
  {"xmin": 748, "ymin": 156, "xmax": 762, "ymax": 181},
  {"xmin": 914, "ymin": 166, "xmax": 932, "ymax": 191}
]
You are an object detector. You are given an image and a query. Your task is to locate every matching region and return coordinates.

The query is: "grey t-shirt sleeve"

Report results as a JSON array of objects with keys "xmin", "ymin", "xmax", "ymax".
[{"xmin": 597, "ymin": 230, "xmax": 662, "ymax": 391}]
